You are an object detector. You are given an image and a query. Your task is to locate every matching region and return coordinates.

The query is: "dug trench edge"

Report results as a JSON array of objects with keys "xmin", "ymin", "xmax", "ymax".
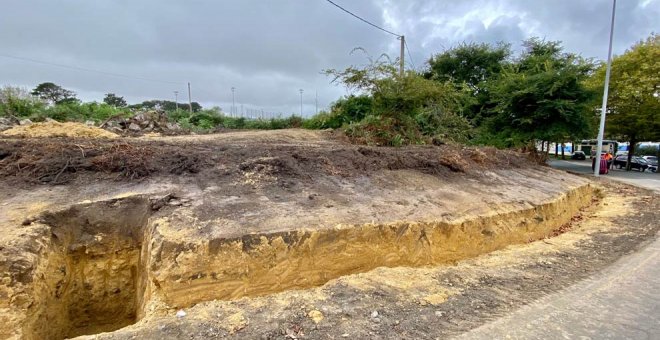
[{"xmin": 4, "ymin": 184, "xmax": 594, "ymax": 339}]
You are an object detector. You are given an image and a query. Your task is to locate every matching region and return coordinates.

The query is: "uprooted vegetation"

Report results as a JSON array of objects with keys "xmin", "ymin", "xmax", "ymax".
[{"xmin": 0, "ymin": 134, "xmax": 530, "ymax": 185}]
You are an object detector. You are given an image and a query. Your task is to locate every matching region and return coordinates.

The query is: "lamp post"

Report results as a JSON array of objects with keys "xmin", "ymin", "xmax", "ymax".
[
  {"xmin": 299, "ymin": 89, "xmax": 303, "ymax": 116},
  {"xmin": 594, "ymin": 0, "xmax": 617, "ymax": 177},
  {"xmin": 231, "ymin": 87, "xmax": 235, "ymax": 117},
  {"xmin": 174, "ymin": 91, "xmax": 179, "ymax": 111}
]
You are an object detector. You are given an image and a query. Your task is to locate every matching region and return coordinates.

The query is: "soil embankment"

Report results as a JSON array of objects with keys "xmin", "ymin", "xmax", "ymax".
[{"xmin": 1, "ymin": 129, "xmax": 644, "ymax": 340}]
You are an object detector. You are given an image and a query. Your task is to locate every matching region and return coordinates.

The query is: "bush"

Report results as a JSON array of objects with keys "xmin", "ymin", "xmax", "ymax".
[
  {"xmin": 415, "ymin": 105, "xmax": 474, "ymax": 144},
  {"xmin": 323, "ymin": 56, "xmax": 466, "ymax": 146},
  {"xmin": 40, "ymin": 102, "xmax": 131, "ymax": 123},
  {"xmin": 0, "ymin": 86, "xmax": 47, "ymax": 118}
]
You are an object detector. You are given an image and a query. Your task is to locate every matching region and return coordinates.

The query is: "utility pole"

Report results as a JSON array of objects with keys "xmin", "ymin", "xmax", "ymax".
[
  {"xmin": 174, "ymin": 91, "xmax": 179, "ymax": 111},
  {"xmin": 231, "ymin": 87, "xmax": 235, "ymax": 117},
  {"xmin": 399, "ymin": 35, "xmax": 405, "ymax": 77},
  {"xmin": 187, "ymin": 82, "xmax": 193, "ymax": 114},
  {"xmin": 299, "ymin": 89, "xmax": 304, "ymax": 116},
  {"xmin": 315, "ymin": 90, "xmax": 318, "ymax": 114},
  {"xmin": 594, "ymin": 0, "xmax": 616, "ymax": 177}
]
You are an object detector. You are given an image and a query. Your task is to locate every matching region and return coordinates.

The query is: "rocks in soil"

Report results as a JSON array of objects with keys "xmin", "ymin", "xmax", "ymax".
[
  {"xmin": 103, "ymin": 110, "xmax": 182, "ymax": 135},
  {"xmin": 0, "ymin": 116, "xmax": 19, "ymax": 131}
]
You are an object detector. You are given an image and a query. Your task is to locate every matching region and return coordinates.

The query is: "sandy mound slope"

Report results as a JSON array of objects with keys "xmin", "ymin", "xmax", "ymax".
[{"xmin": 0, "ymin": 121, "xmax": 118, "ymax": 138}]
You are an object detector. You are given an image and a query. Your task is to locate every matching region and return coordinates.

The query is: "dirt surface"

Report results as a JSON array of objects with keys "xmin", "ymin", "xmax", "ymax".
[
  {"xmin": 0, "ymin": 129, "xmax": 653, "ymax": 340},
  {"xmin": 76, "ymin": 182, "xmax": 658, "ymax": 340},
  {"xmin": 0, "ymin": 129, "xmax": 527, "ymax": 186}
]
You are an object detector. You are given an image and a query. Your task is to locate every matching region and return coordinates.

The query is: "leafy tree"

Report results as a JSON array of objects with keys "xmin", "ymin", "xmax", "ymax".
[
  {"xmin": 31, "ymin": 82, "xmax": 77, "ymax": 104},
  {"xmin": 483, "ymin": 38, "xmax": 597, "ymax": 148},
  {"xmin": 0, "ymin": 86, "xmax": 46, "ymax": 117},
  {"xmin": 592, "ymin": 33, "xmax": 660, "ymax": 170},
  {"xmin": 130, "ymin": 100, "xmax": 201, "ymax": 112},
  {"xmin": 425, "ymin": 42, "xmax": 511, "ymax": 123},
  {"xmin": 324, "ymin": 53, "xmax": 464, "ymax": 145},
  {"xmin": 103, "ymin": 93, "xmax": 127, "ymax": 107}
]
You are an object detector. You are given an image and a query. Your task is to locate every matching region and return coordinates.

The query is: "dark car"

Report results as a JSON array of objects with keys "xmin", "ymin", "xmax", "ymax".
[
  {"xmin": 571, "ymin": 151, "xmax": 586, "ymax": 160},
  {"xmin": 613, "ymin": 155, "xmax": 649, "ymax": 171},
  {"xmin": 642, "ymin": 156, "xmax": 658, "ymax": 172}
]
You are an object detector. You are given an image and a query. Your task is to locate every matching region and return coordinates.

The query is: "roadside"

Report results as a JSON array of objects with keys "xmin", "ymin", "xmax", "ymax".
[
  {"xmin": 455, "ymin": 160, "xmax": 660, "ymax": 339},
  {"xmin": 548, "ymin": 159, "xmax": 660, "ymax": 192},
  {"xmin": 456, "ymin": 231, "xmax": 660, "ymax": 340}
]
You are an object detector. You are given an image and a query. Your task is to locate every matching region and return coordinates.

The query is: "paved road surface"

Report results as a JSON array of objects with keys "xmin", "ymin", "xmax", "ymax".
[
  {"xmin": 549, "ymin": 159, "xmax": 660, "ymax": 192},
  {"xmin": 454, "ymin": 160, "xmax": 659, "ymax": 340}
]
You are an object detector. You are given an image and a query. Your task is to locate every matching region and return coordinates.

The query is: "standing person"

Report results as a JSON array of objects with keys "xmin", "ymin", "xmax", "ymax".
[
  {"xmin": 605, "ymin": 152, "xmax": 613, "ymax": 170},
  {"xmin": 599, "ymin": 153, "xmax": 609, "ymax": 174}
]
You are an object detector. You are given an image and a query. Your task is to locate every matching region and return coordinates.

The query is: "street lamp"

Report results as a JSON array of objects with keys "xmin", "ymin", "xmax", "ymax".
[
  {"xmin": 231, "ymin": 87, "xmax": 235, "ymax": 117},
  {"xmin": 299, "ymin": 89, "xmax": 303, "ymax": 116},
  {"xmin": 594, "ymin": 0, "xmax": 617, "ymax": 177}
]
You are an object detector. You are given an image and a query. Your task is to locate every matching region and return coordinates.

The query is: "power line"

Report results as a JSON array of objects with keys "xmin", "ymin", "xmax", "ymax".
[
  {"xmin": 324, "ymin": 0, "xmax": 401, "ymax": 37},
  {"xmin": 404, "ymin": 38, "xmax": 415, "ymax": 70},
  {"xmin": 0, "ymin": 53, "xmax": 181, "ymax": 85}
]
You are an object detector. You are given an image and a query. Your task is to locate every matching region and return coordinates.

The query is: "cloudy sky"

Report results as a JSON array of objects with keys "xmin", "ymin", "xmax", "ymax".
[{"xmin": 1, "ymin": 0, "xmax": 658, "ymax": 116}]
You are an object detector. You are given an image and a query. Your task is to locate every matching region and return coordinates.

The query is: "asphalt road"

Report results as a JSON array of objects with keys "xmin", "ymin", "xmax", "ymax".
[
  {"xmin": 548, "ymin": 159, "xmax": 660, "ymax": 192},
  {"xmin": 454, "ymin": 159, "xmax": 660, "ymax": 340}
]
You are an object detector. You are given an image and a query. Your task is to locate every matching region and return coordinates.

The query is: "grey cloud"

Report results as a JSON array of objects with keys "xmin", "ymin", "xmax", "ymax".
[{"xmin": 1, "ymin": 0, "xmax": 658, "ymax": 115}]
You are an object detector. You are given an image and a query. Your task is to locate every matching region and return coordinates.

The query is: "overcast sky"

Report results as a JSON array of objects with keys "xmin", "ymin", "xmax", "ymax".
[{"xmin": 1, "ymin": 0, "xmax": 658, "ymax": 116}]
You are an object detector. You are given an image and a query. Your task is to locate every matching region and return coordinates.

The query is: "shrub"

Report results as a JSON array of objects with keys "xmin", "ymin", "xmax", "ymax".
[{"xmin": 0, "ymin": 86, "xmax": 46, "ymax": 118}]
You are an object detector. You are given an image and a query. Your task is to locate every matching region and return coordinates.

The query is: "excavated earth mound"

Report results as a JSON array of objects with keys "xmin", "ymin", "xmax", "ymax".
[
  {"xmin": 0, "ymin": 121, "xmax": 119, "ymax": 139},
  {"xmin": 0, "ymin": 129, "xmax": 655, "ymax": 340}
]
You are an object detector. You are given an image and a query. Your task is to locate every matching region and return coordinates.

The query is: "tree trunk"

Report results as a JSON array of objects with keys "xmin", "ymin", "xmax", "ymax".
[
  {"xmin": 555, "ymin": 142, "xmax": 559, "ymax": 158},
  {"xmin": 626, "ymin": 137, "xmax": 637, "ymax": 171},
  {"xmin": 561, "ymin": 143, "xmax": 565, "ymax": 160}
]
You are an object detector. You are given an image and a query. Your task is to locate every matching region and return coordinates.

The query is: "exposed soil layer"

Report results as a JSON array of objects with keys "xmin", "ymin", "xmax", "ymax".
[
  {"xmin": 77, "ymin": 183, "xmax": 657, "ymax": 340},
  {"xmin": 0, "ymin": 130, "xmax": 648, "ymax": 340},
  {"xmin": 0, "ymin": 181, "xmax": 594, "ymax": 339}
]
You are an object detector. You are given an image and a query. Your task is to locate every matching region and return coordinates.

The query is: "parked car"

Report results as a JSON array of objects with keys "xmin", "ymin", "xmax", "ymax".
[
  {"xmin": 642, "ymin": 156, "xmax": 657, "ymax": 172},
  {"xmin": 571, "ymin": 151, "xmax": 586, "ymax": 160},
  {"xmin": 613, "ymin": 155, "xmax": 649, "ymax": 171}
]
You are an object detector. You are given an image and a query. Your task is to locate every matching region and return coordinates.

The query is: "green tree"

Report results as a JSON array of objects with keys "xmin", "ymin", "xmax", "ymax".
[
  {"xmin": 324, "ymin": 53, "xmax": 463, "ymax": 145},
  {"xmin": 103, "ymin": 93, "xmax": 127, "ymax": 107},
  {"xmin": 0, "ymin": 86, "xmax": 46, "ymax": 117},
  {"xmin": 593, "ymin": 33, "xmax": 660, "ymax": 170},
  {"xmin": 483, "ymin": 38, "xmax": 597, "ymax": 149},
  {"xmin": 31, "ymin": 82, "xmax": 77, "ymax": 104},
  {"xmin": 425, "ymin": 42, "xmax": 511, "ymax": 123},
  {"xmin": 130, "ymin": 100, "xmax": 201, "ymax": 112}
]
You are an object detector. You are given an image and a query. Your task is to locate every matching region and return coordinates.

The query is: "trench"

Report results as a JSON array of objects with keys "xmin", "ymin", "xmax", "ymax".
[
  {"xmin": 19, "ymin": 184, "xmax": 594, "ymax": 339},
  {"xmin": 23, "ymin": 197, "xmax": 152, "ymax": 340}
]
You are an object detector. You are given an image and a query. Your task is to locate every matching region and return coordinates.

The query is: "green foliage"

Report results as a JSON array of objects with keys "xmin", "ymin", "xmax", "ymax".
[
  {"xmin": 0, "ymin": 86, "xmax": 47, "ymax": 117},
  {"xmin": 592, "ymin": 33, "xmax": 659, "ymax": 149},
  {"xmin": 323, "ymin": 54, "xmax": 465, "ymax": 145},
  {"xmin": 40, "ymin": 102, "xmax": 131, "ymax": 122},
  {"xmin": 131, "ymin": 100, "xmax": 202, "ymax": 113},
  {"xmin": 481, "ymin": 38, "xmax": 597, "ymax": 147},
  {"xmin": 426, "ymin": 42, "xmax": 511, "ymax": 123},
  {"xmin": 426, "ymin": 42, "xmax": 511, "ymax": 89},
  {"xmin": 343, "ymin": 114, "xmax": 421, "ymax": 146},
  {"xmin": 31, "ymin": 82, "xmax": 78, "ymax": 104},
  {"xmin": 103, "ymin": 93, "xmax": 127, "ymax": 107},
  {"xmin": 635, "ymin": 146, "xmax": 659, "ymax": 157},
  {"xmin": 303, "ymin": 95, "xmax": 373, "ymax": 129},
  {"xmin": 416, "ymin": 105, "xmax": 474, "ymax": 144}
]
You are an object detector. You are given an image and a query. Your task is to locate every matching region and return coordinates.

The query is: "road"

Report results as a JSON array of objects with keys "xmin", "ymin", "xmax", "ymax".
[
  {"xmin": 454, "ymin": 159, "xmax": 660, "ymax": 340},
  {"xmin": 549, "ymin": 159, "xmax": 660, "ymax": 192}
]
